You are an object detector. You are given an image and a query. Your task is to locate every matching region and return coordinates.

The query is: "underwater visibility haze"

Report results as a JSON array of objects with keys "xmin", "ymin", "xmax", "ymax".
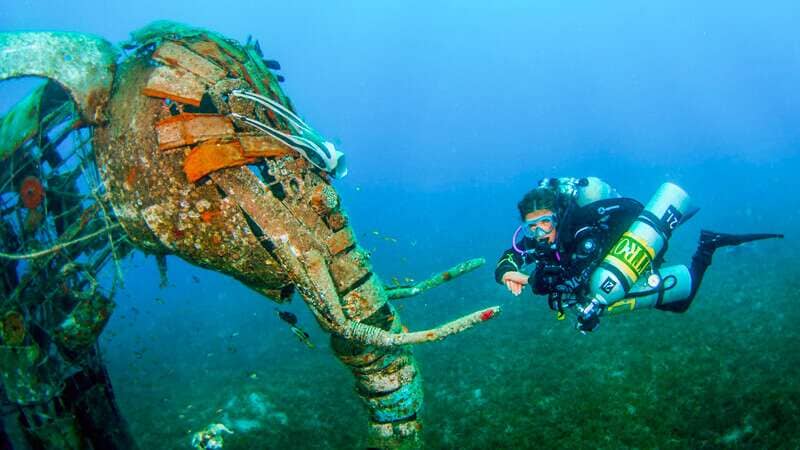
[{"xmin": 1, "ymin": 1, "xmax": 799, "ymax": 449}]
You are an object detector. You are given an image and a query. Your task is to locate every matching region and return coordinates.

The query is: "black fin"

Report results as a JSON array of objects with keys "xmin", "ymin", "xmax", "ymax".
[{"xmin": 700, "ymin": 230, "xmax": 783, "ymax": 249}]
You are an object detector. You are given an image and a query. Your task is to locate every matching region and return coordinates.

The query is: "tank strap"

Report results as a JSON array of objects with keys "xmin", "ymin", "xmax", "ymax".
[{"xmin": 637, "ymin": 210, "xmax": 673, "ymax": 239}]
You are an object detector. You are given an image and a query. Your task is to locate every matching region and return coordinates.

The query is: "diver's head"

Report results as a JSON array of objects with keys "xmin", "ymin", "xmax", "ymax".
[
  {"xmin": 517, "ymin": 188, "xmax": 558, "ymax": 245},
  {"xmin": 523, "ymin": 209, "xmax": 557, "ymax": 245}
]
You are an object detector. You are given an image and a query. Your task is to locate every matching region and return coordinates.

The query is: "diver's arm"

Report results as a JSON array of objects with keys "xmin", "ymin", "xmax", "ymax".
[{"xmin": 494, "ymin": 248, "xmax": 524, "ymax": 284}]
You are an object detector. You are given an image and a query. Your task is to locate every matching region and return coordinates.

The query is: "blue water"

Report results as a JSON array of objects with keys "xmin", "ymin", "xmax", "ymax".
[{"xmin": 2, "ymin": 1, "xmax": 799, "ymax": 448}]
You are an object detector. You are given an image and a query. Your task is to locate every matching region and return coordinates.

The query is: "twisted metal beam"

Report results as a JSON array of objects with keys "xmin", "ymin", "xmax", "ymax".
[{"xmin": 0, "ymin": 32, "xmax": 118, "ymax": 126}]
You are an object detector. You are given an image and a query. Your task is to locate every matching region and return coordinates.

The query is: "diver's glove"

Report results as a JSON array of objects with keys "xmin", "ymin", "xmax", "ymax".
[{"xmin": 576, "ymin": 298, "xmax": 604, "ymax": 333}]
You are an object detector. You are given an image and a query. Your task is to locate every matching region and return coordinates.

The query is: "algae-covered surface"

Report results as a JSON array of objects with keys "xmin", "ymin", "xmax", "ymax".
[{"xmin": 101, "ymin": 232, "xmax": 798, "ymax": 449}]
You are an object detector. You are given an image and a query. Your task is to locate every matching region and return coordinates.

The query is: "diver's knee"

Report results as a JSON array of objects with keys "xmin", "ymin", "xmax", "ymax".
[{"xmin": 655, "ymin": 300, "xmax": 691, "ymax": 314}]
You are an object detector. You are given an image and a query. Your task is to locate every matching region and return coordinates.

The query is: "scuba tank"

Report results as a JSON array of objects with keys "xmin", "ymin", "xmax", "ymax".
[
  {"xmin": 538, "ymin": 177, "xmax": 620, "ymax": 254},
  {"xmin": 604, "ymin": 264, "xmax": 693, "ymax": 315},
  {"xmin": 539, "ymin": 176, "xmax": 619, "ymax": 208},
  {"xmin": 586, "ymin": 182, "xmax": 694, "ymax": 307}
]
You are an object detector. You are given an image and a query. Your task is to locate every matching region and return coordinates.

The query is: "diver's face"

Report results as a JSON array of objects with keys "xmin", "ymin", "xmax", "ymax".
[{"xmin": 524, "ymin": 209, "xmax": 557, "ymax": 244}]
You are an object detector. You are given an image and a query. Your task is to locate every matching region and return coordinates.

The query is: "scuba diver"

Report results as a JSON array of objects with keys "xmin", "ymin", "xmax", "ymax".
[{"xmin": 495, "ymin": 177, "xmax": 783, "ymax": 332}]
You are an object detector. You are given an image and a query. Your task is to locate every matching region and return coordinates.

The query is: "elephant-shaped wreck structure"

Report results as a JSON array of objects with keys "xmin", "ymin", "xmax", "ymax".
[{"xmin": 0, "ymin": 21, "xmax": 500, "ymax": 448}]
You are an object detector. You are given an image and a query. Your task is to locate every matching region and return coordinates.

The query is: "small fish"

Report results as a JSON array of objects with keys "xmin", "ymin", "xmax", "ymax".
[
  {"xmin": 191, "ymin": 275, "xmax": 200, "ymax": 283},
  {"xmin": 291, "ymin": 326, "xmax": 315, "ymax": 349},
  {"xmin": 371, "ymin": 230, "xmax": 380, "ymax": 236},
  {"xmin": 248, "ymin": 372, "xmax": 259, "ymax": 380},
  {"xmin": 227, "ymin": 345, "xmax": 238, "ymax": 354},
  {"xmin": 230, "ymin": 332, "xmax": 240, "ymax": 338},
  {"xmin": 410, "ymin": 240, "xmax": 417, "ymax": 247},
  {"xmin": 404, "ymin": 277, "xmax": 415, "ymax": 284},
  {"xmin": 277, "ymin": 310, "xmax": 298, "ymax": 326},
  {"xmin": 383, "ymin": 236, "xmax": 398, "ymax": 243},
  {"xmin": 155, "ymin": 297, "xmax": 165, "ymax": 305},
  {"xmin": 276, "ymin": 309, "xmax": 314, "ymax": 348},
  {"xmin": 391, "ymin": 277, "xmax": 401, "ymax": 286}
]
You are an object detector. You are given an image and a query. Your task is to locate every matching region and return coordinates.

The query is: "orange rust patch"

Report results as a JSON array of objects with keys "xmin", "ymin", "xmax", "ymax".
[
  {"xmin": 326, "ymin": 228, "xmax": 354, "ymax": 255},
  {"xmin": 211, "ymin": 234, "xmax": 222, "ymax": 245},
  {"xmin": 142, "ymin": 65, "xmax": 205, "ymax": 106},
  {"xmin": 310, "ymin": 184, "xmax": 338, "ymax": 216},
  {"xmin": 326, "ymin": 211, "xmax": 348, "ymax": 231},
  {"xmin": 184, "ymin": 138, "xmax": 256, "ymax": 183},
  {"xmin": 153, "ymin": 41, "xmax": 226, "ymax": 82},
  {"xmin": 187, "ymin": 41, "xmax": 232, "ymax": 69},
  {"xmin": 172, "ymin": 227, "xmax": 186, "ymax": 240},
  {"xmin": 238, "ymin": 135, "xmax": 293, "ymax": 158},
  {"xmin": 283, "ymin": 156, "xmax": 308, "ymax": 172},
  {"xmin": 124, "ymin": 166, "xmax": 138, "ymax": 190},
  {"xmin": 200, "ymin": 209, "xmax": 221, "ymax": 223},
  {"xmin": 19, "ymin": 176, "xmax": 44, "ymax": 209},
  {"xmin": 156, "ymin": 113, "xmax": 234, "ymax": 151},
  {"xmin": 442, "ymin": 271, "xmax": 452, "ymax": 281}
]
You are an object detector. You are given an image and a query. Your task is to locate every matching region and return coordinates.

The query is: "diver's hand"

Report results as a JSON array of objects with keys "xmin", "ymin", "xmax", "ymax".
[
  {"xmin": 502, "ymin": 271, "xmax": 529, "ymax": 296},
  {"xmin": 576, "ymin": 299, "xmax": 603, "ymax": 333}
]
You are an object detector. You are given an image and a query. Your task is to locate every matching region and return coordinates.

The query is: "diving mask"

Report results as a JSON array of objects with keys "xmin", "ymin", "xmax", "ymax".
[
  {"xmin": 511, "ymin": 214, "xmax": 558, "ymax": 255},
  {"xmin": 522, "ymin": 215, "xmax": 557, "ymax": 238}
]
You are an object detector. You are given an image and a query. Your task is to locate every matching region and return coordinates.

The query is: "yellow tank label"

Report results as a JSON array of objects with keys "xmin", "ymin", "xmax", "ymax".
[
  {"xmin": 606, "ymin": 232, "xmax": 655, "ymax": 280},
  {"xmin": 607, "ymin": 298, "xmax": 636, "ymax": 313}
]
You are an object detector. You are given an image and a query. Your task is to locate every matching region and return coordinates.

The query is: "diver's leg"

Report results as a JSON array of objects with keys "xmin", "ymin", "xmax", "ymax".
[
  {"xmin": 655, "ymin": 246, "xmax": 710, "ymax": 313},
  {"xmin": 656, "ymin": 230, "xmax": 783, "ymax": 313}
]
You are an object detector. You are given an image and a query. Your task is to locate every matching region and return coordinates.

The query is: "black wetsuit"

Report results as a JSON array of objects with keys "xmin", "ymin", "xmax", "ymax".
[
  {"xmin": 495, "ymin": 198, "xmax": 643, "ymax": 308},
  {"xmin": 495, "ymin": 196, "xmax": 718, "ymax": 314}
]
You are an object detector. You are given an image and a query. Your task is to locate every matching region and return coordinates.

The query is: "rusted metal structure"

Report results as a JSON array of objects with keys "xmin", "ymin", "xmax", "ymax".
[
  {"xmin": 0, "ymin": 32, "xmax": 135, "ymax": 448},
  {"xmin": 0, "ymin": 21, "xmax": 500, "ymax": 448}
]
